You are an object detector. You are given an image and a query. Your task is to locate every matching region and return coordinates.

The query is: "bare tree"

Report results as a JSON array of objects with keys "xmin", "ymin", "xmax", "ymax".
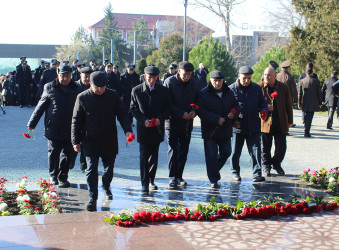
[
  {"xmin": 264, "ymin": 0, "xmax": 306, "ymax": 37},
  {"xmin": 189, "ymin": 0, "xmax": 246, "ymax": 52}
]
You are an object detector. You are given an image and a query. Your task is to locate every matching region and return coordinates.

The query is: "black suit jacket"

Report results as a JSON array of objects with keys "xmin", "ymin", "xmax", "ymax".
[{"xmin": 322, "ymin": 76, "xmax": 338, "ymax": 107}]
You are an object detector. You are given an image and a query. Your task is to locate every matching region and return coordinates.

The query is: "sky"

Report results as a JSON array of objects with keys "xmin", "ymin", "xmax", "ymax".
[{"xmin": 0, "ymin": 0, "xmax": 272, "ymax": 45}]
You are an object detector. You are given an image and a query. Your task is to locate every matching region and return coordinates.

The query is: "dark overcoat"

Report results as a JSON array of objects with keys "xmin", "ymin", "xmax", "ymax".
[{"xmin": 298, "ymin": 76, "xmax": 322, "ymax": 112}]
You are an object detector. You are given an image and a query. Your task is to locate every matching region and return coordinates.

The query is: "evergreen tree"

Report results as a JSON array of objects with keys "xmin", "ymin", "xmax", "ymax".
[
  {"xmin": 146, "ymin": 33, "xmax": 189, "ymax": 76},
  {"xmin": 251, "ymin": 45, "xmax": 299, "ymax": 83},
  {"xmin": 136, "ymin": 58, "xmax": 147, "ymax": 75},
  {"xmin": 94, "ymin": 2, "xmax": 132, "ymax": 68},
  {"xmin": 287, "ymin": 0, "xmax": 338, "ymax": 82},
  {"xmin": 189, "ymin": 37, "xmax": 237, "ymax": 85}
]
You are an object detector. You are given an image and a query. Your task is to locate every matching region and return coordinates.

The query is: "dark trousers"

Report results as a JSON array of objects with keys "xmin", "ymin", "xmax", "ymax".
[
  {"xmin": 230, "ymin": 133, "xmax": 262, "ymax": 178},
  {"xmin": 327, "ymin": 106, "xmax": 336, "ymax": 128},
  {"xmin": 261, "ymin": 132, "xmax": 287, "ymax": 170},
  {"xmin": 80, "ymin": 148, "xmax": 87, "ymax": 171},
  {"xmin": 203, "ymin": 138, "xmax": 231, "ymax": 183},
  {"xmin": 166, "ymin": 129, "xmax": 191, "ymax": 181},
  {"xmin": 47, "ymin": 140, "xmax": 77, "ymax": 182},
  {"xmin": 19, "ymin": 84, "xmax": 31, "ymax": 106},
  {"xmin": 139, "ymin": 143, "xmax": 160, "ymax": 187},
  {"xmin": 303, "ymin": 111, "xmax": 314, "ymax": 134},
  {"xmin": 85, "ymin": 155, "xmax": 116, "ymax": 200}
]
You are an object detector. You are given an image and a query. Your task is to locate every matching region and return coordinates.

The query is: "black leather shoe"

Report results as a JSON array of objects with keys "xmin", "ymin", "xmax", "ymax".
[
  {"xmin": 253, "ymin": 176, "xmax": 265, "ymax": 182},
  {"xmin": 168, "ymin": 180, "xmax": 177, "ymax": 189},
  {"xmin": 273, "ymin": 166, "xmax": 285, "ymax": 176},
  {"xmin": 304, "ymin": 133, "xmax": 311, "ymax": 137},
  {"xmin": 327, "ymin": 127, "xmax": 333, "ymax": 130},
  {"xmin": 232, "ymin": 175, "xmax": 242, "ymax": 181},
  {"xmin": 104, "ymin": 189, "xmax": 113, "ymax": 200},
  {"xmin": 263, "ymin": 167, "xmax": 271, "ymax": 177},
  {"xmin": 86, "ymin": 199, "xmax": 97, "ymax": 212},
  {"xmin": 150, "ymin": 182, "xmax": 158, "ymax": 190},
  {"xmin": 178, "ymin": 178, "xmax": 187, "ymax": 186},
  {"xmin": 141, "ymin": 186, "xmax": 149, "ymax": 194},
  {"xmin": 210, "ymin": 182, "xmax": 219, "ymax": 189},
  {"xmin": 58, "ymin": 180, "xmax": 71, "ymax": 188}
]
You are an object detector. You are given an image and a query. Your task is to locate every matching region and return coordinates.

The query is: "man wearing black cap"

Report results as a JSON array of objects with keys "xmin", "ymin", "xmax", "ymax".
[
  {"xmin": 16, "ymin": 60, "xmax": 33, "ymax": 107},
  {"xmin": 164, "ymin": 61, "xmax": 199, "ymax": 189},
  {"xmin": 33, "ymin": 60, "xmax": 45, "ymax": 103},
  {"xmin": 72, "ymin": 71, "xmax": 133, "ymax": 211},
  {"xmin": 121, "ymin": 64, "xmax": 140, "ymax": 125},
  {"xmin": 197, "ymin": 70, "xmax": 240, "ymax": 188},
  {"xmin": 72, "ymin": 59, "xmax": 79, "ymax": 72},
  {"xmin": 162, "ymin": 64, "xmax": 178, "ymax": 82},
  {"xmin": 27, "ymin": 65, "xmax": 82, "ymax": 187},
  {"xmin": 105, "ymin": 63, "xmax": 123, "ymax": 97},
  {"xmin": 229, "ymin": 66, "xmax": 268, "ymax": 182},
  {"xmin": 72, "ymin": 61, "xmax": 85, "ymax": 82},
  {"xmin": 130, "ymin": 66, "xmax": 170, "ymax": 194},
  {"xmin": 276, "ymin": 61, "xmax": 297, "ymax": 105},
  {"xmin": 100, "ymin": 59, "xmax": 110, "ymax": 71},
  {"xmin": 39, "ymin": 61, "xmax": 58, "ymax": 96}
]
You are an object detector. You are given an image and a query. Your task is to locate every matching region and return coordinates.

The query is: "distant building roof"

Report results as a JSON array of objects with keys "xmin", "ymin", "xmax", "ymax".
[{"xmin": 88, "ymin": 13, "xmax": 214, "ymax": 34}]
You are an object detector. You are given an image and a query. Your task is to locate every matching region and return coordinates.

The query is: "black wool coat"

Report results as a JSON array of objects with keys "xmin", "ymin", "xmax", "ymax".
[
  {"xmin": 72, "ymin": 88, "xmax": 132, "ymax": 157},
  {"xmin": 322, "ymin": 76, "xmax": 338, "ymax": 107},
  {"xmin": 163, "ymin": 74, "xmax": 199, "ymax": 135},
  {"xmin": 27, "ymin": 79, "xmax": 82, "ymax": 141},
  {"xmin": 130, "ymin": 81, "xmax": 170, "ymax": 144},
  {"xmin": 198, "ymin": 83, "xmax": 240, "ymax": 140},
  {"xmin": 120, "ymin": 71, "xmax": 140, "ymax": 107}
]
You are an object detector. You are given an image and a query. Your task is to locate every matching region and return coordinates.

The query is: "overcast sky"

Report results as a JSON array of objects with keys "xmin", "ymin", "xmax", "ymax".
[{"xmin": 0, "ymin": 0, "xmax": 270, "ymax": 45}]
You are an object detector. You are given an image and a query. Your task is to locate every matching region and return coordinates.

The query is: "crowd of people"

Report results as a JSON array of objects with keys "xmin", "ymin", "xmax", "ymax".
[{"xmin": 1, "ymin": 56, "xmax": 337, "ymax": 212}]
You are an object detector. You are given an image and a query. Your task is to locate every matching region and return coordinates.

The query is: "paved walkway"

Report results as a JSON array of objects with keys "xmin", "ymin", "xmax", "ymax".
[{"xmin": 0, "ymin": 107, "xmax": 338, "ymax": 249}]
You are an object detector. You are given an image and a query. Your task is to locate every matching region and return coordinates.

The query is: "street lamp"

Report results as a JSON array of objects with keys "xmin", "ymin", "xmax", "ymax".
[
  {"xmin": 183, "ymin": 0, "xmax": 188, "ymax": 61},
  {"xmin": 128, "ymin": 17, "xmax": 145, "ymax": 65},
  {"xmin": 98, "ymin": 36, "xmax": 115, "ymax": 65}
]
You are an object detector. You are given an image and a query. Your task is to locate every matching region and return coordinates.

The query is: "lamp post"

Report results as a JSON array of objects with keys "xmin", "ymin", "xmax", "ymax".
[
  {"xmin": 128, "ymin": 17, "xmax": 145, "ymax": 65},
  {"xmin": 103, "ymin": 45, "xmax": 106, "ymax": 62},
  {"xmin": 98, "ymin": 37, "xmax": 115, "ymax": 65},
  {"xmin": 183, "ymin": 0, "xmax": 188, "ymax": 61}
]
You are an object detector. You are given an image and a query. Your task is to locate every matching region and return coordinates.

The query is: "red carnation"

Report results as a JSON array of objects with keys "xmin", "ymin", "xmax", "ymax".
[
  {"xmin": 135, "ymin": 220, "xmax": 142, "ymax": 226},
  {"xmin": 235, "ymin": 214, "xmax": 243, "ymax": 220},
  {"xmin": 184, "ymin": 208, "xmax": 189, "ymax": 216},
  {"xmin": 279, "ymin": 210, "xmax": 288, "ymax": 217},
  {"xmin": 321, "ymin": 203, "xmax": 327, "ymax": 209},
  {"xmin": 301, "ymin": 202, "xmax": 308, "ymax": 208},
  {"xmin": 326, "ymin": 204, "xmax": 334, "ymax": 211},
  {"xmin": 261, "ymin": 110, "xmax": 267, "ymax": 120},
  {"xmin": 133, "ymin": 212, "xmax": 140, "ymax": 221},
  {"xmin": 116, "ymin": 221, "xmax": 123, "ymax": 227},
  {"xmin": 274, "ymin": 202, "xmax": 281, "ymax": 209},
  {"xmin": 126, "ymin": 133, "xmax": 135, "ymax": 143},
  {"xmin": 190, "ymin": 103, "xmax": 199, "ymax": 111},
  {"xmin": 197, "ymin": 216, "xmax": 204, "ymax": 221},
  {"xmin": 332, "ymin": 202, "xmax": 338, "ymax": 208},
  {"xmin": 303, "ymin": 208, "xmax": 311, "ymax": 215},
  {"xmin": 150, "ymin": 118, "xmax": 156, "ymax": 127},
  {"xmin": 231, "ymin": 108, "xmax": 236, "ymax": 114},
  {"xmin": 193, "ymin": 210, "xmax": 201, "ymax": 217},
  {"xmin": 23, "ymin": 132, "xmax": 31, "ymax": 138},
  {"xmin": 35, "ymin": 207, "xmax": 40, "ymax": 211},
  {"xmin": 190, "ymin": 216, "xmax": 197, "ymax": 221},
  {"xmin": 270, "ymin": 91, "xmax": 278, "ymax": 98},
  {"xmin": 316, "ymin": 206, "xmax": 322, "ymax": 212},
  {"xmin": 185, "ymin": 216, "xmax": 191, "ymax": 220}
]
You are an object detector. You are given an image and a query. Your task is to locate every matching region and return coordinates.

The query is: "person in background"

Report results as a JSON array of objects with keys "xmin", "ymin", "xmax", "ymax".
[
  {"xmin": 195, "ymin": 63, "xmax": 209, "ymax": 91},
  {"xmin": 162, "ymin": 63, "xmax": 177, "ymax": 82},
  {"xmin": 321, "ymin": 71, "xmax": 338, "ymax": 129}
]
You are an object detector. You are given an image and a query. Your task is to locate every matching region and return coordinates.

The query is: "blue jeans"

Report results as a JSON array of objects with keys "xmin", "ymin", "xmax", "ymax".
[
  {"xmin": 166, "ymin": 129, "xmax": 191, "ymax": 182},
  {"xmin": 203, "ymin": 138, "xmax": 231, "ymax": 183},
  {"xmin": 85, "ymin": 155, "xmax": 116, "ymax": 200},
  {"xmin": 230, "ymin": 133, "xmax": 262, "ymax": 178}
]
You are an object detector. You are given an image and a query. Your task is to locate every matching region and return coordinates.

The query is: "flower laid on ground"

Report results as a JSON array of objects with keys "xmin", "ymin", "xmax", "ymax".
[
  {"xmin": 37, "ymin": 178, "xmax": 62, "ymax": 214},
  {"xmin": 16, "ymin": 176, "xmax": 37, "ymax": 215},
  {"xmin": 300, "ymin": 167, "xmax": 339, "ymax": 193},
  {"xmin": 0, "ymin": 178, "xmax": 10, "ymax": 216},
  {"xmin": 104, "ymin": 195, "xmax": 338, "ymax": 227}
]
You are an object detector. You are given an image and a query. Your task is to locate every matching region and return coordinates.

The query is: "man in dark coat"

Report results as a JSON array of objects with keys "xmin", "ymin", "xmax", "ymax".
[
  {"xmin": 322, "ymin": 71, "xmax": 338, "ymax": 129},
  {"xmin": 298, "ymin": 67, "xmax": 322, "ymax": 137},
  {"xmin": 259, "ymin": 67, "xmax": 293, "ymax": 177},
  {"xmin": 72, "ymin": 66, "xmax": 94, "ymax": 172},
  {"xmin": 197, "ymin": 70, "xmax": 239, "ymax": 188},
  {"xmin": 27, "ymin": 65, "xmax": 82, "ymax": 187},
  {"xmin": 105, "ymin": 63, "xmax": 122, "ymax": 97},
  {"xmin": 40, "ymin": 61, "xmax": 58, "ymax": 96},
  {"xmin": 164, "ymin": 61, "xmax": 199, "ymax": 189},
  {"xmin": 99, "ymin": 59, "xmax": 109, "ymax": 71},
  {"xmin": 195, "ymin": 63, "xmax": 209, "ymax": 91},
  {"xmin": 16, "ymin": 61, "xmax": 33, "ymax": 107},
  {"xmin": 162, "ymin": 63, "xmax": 177, "ymax": 82},
  {"xmin": 121, "ymin": 64, "xmax": 140, "ymax": 124},
  {"xmin": 130, "ymin": 66, "xmax": 170, "ymax": 193},
  {"xmin": 72, "ymin": 71, "xmax": 133, "ymax": 211},
  {"xmin": 229, "ymin": 66, "xmax": 268, "ymax": 182},
  {"xmin": 71, "ymin": 61, "xmax": 85, "ymax": 82},
  {"xmin": 276, "ymin": 61, "xmax": 297, "ymax": 105}
]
